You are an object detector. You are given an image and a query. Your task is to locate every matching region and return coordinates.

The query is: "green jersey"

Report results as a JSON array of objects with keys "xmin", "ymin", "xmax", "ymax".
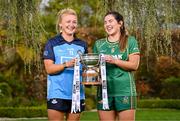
[{"xmin": 93, "ymin": 36, "xmax": 140, "ymax": 97}]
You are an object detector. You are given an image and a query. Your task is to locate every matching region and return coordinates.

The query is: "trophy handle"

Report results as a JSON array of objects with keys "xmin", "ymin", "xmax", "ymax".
[
  {"xmin": 77, "ymin": 50, "xmax": 87, "ymax": 68},
  {"xmin": 77, "ymin": 50, "xmax": 83, "ymax": 59},
  {"xmin": 98, "ymin": 54, "xmax": 102, "ymax": 66}
]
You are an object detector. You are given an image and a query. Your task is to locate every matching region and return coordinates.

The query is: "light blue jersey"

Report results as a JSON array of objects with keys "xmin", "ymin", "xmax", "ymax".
[{"xmin": 43, "ymin": 34, "xmax": 88, "ymax": 100}]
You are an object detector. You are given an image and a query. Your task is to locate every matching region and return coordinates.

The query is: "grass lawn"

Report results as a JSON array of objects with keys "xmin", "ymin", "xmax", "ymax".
[
  {"xmin": 81, "ymin": 109, "xmax": 180, "ymax": 121},
  {"xmin": 1, "ymin": 109, "xmax": 180, "ymax": 121},
  {"xmin": 136, "ymin": 109, "xmax": 180, "ymax": 121}
]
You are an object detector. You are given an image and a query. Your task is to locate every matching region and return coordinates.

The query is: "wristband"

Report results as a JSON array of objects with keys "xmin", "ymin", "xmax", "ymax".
[{"xmin": 63, "ymin": 62, "xmax": 67, "ymax": 68}]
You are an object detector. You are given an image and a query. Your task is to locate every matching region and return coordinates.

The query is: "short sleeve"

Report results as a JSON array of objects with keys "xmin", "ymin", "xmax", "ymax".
[
  {"xmin": 128, "ymin": 36, "xmax": 140, "ymax": 54},
  {"xmin": 43, "ymin": 40, "xmax": 55, "ymax": 61}
]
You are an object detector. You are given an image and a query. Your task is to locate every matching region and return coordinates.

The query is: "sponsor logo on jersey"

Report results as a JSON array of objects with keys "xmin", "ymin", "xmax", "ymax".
[{"xmin": 112, "ymin": 54, "xmax": 123, "ymax": 59}]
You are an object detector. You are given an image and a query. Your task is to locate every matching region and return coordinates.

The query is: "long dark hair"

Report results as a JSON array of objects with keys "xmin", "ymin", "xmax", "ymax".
[{"xmin": 105, "ymin": 11, "xmax": 128, "ymax": 51}]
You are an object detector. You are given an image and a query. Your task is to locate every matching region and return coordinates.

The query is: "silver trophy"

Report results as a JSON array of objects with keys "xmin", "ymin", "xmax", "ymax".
[{"xmin": 78, "ymin": 51, "xmax": 101, "ymax": 86}]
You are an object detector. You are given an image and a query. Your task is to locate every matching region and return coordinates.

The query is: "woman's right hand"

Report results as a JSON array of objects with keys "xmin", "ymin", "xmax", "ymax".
[
  {"xmin": 65, "ymin": 58, "xmax": 75, "ymax": 68},
  {"xmin": 105, "ymin": 55, "xmax": 116, "ymax": 64}
]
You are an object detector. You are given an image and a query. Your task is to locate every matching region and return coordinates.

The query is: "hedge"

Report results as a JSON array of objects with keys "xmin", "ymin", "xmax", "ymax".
[
  {"xmin": 0, "ymin": 99, "xmax": 180, "ymax": 118},
  {"xmin": 0, "ymin": 106, "xmax": 47, "ymax": 118},
  {"xmin": 137, "ymin": 99, "xmax": 180, "ymax": 109}
]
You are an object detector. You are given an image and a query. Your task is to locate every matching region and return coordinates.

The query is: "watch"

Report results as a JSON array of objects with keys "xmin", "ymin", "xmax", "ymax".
[{"xmin": 63, "ymin": 62, "xmax": 67, "ymax": 68}]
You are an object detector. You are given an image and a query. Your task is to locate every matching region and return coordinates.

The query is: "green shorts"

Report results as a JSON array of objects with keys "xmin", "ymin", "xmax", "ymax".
[{"xmin": 97, "ymin": 96, "xmax": 137, "ymax": 111}]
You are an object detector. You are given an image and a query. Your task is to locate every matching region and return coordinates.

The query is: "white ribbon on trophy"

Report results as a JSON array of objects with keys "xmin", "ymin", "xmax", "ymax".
[
  {"xmin": 71, "ymin": 57, "xmax": 81, "ymax": 113},
  {"xmin": 100, "ymin": 54, "xmax": 109, "ymax": 110}
]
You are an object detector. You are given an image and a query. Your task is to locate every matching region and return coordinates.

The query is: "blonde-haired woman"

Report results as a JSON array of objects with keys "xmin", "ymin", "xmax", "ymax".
[{"xmin": 43, "ymin": 8, "xmax": 88, "ymax": 121}]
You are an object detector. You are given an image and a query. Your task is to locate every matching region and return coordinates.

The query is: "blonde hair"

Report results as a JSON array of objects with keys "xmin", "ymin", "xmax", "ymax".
[{"xmin": 56, "ymin": 8, "xmax": 77, "ymax": 34}]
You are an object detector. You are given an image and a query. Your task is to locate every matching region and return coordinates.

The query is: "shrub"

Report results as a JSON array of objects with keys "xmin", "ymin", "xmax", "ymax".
[
  {"xmin": 0, "ymin": 99, "xmax": 180, "ymax": 118},
  {"xmin": 0, "ymin": 106, "xmax": 47, "ymax": 118},
  {"xmin": 0, "ymin": 82, "xmax": 12, "ymax": 98},
  {"xmin": 137, "ymin": 99, "xmax": 180, "ymax": 109},
  {"xmin": 0, "ymin": 97, "xmax": 46, "ymax": 107},
  {"xmin": 161, "ymin": 77, "xmax": 180, "ymax": 99}
]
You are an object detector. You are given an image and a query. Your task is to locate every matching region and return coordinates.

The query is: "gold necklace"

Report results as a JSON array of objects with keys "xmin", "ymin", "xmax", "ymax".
[{"xmin": 106, "ymin": 38, "xmax": 119, "ymax": 53}]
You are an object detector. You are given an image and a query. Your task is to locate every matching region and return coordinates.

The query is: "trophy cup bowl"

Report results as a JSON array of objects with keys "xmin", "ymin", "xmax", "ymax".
[
  {"xmin": 81, "ymin": 53, "xmax": 99, "ymax": 67},
  {"xmin": 80, "ymin": 53, "xmax": 101, "ymax": 86}
]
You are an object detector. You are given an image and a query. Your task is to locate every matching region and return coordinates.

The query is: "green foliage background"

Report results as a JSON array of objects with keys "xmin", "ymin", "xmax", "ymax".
[{"xmin": 0, "ymin": 0, "xmax": 179, "ymax": 109}]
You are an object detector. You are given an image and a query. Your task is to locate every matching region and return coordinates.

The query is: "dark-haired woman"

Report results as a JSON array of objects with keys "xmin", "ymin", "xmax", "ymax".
[{"xmin": 93, "ymin": 11, "xmax": 140, "ymax": 121}]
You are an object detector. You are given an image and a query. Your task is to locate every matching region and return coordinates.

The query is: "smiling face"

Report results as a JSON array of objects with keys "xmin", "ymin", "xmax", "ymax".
[
  {"xmin": 59, "ymin": 14, "xmax": 77, "ymax": 36},
  {"xmin": 104, "ymin": 14, "xmax": 122, "ymax": 36}
]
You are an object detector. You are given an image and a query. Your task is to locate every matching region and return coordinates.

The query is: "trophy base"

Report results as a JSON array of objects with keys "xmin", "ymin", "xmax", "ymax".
[{"xmin": 81, "ymin": 81, "xmax": 101, "ymax": 86}]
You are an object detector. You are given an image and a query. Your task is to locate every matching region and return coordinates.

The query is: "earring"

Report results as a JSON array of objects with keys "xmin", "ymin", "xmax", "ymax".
[
  {"xmin": 120, "ymin": 26, "xmax": 124, "ymax": 31},
  {"xmin": 59, "ymin": 26, "xmax": 62, "ymax": 33}
]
